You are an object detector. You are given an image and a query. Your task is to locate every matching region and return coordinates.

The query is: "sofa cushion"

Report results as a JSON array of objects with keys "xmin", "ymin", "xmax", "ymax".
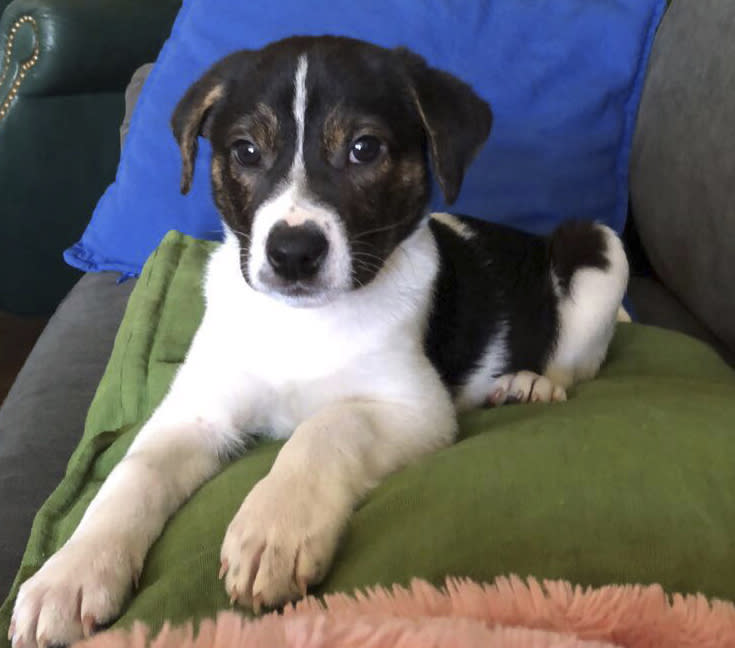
[
  {"xmin": 630, "ymin": 1, "xmax": 735, "ymax": 355},
  {"xmin": 0, "ymin": 272, "xmax": 135, "ymax": 596},
  {"xmin": 120, "ymin": 63, "xmax": 154, "ymax": 150},
  {"xmin": 3, "ymin": 231, "xmax": 735, "ymax": 640},
  {"xmin": 64, "ymin": 0, "xmax": 665, "ymax": 277},
  {"xmin": 628, "ymin": 276, "xmax": 734, "ymax": 367}
]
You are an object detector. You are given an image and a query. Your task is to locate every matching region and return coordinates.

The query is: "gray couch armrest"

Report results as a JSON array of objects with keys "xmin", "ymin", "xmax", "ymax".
[
  {"xmin": 630, "ymin": 2, "xmax": 735, "ymax": 355},
  {"xmin": 0, "ymin": 273, "xmax": 135, "ymax": 596}
]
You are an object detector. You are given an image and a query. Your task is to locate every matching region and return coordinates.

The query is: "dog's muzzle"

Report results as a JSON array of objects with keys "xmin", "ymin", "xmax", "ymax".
[{"xmin": 265, "ymin": 220, "xmax": 329, "ymax": 281}]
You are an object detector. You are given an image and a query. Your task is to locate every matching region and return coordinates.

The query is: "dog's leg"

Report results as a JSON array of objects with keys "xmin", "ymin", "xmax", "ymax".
[
  {"xmin": 487, "ymin": 225, "xmax": 629, "ymax": 409},
  {"xmin": 10, "ymin": 329, "xmax": 251, "ymax": 648},
  {"xmin": 544, "ymin": 224, "xmax": 629, "ymax": 389},
  {"xmin": 220, "ymin": 394, "xmax": 456, "ymax": 612}
]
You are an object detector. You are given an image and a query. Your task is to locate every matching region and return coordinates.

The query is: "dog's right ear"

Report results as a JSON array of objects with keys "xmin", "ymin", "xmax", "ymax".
[{"xmin": 171, "ymin": 53, "xmax": 245, "ymax": 194}]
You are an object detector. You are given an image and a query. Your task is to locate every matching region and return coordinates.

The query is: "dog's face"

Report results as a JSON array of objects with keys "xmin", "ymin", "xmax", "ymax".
[{"xmin": 172, "ymin": 36, "xmax": 491, "ymax": 306}]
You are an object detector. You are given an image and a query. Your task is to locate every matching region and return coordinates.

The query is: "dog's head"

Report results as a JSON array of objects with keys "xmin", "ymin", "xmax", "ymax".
[{"xmin": 172, "ymin": 36, "xmax": 491, "ymax": 306}]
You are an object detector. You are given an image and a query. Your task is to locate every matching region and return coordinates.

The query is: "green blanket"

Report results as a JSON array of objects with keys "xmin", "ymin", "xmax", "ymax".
[{"xmin": 3, "ymin": 231, "xmax": 735, "ymax": 641}]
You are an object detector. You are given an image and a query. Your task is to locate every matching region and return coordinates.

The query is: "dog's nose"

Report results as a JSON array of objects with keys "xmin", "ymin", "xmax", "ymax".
[{"xmin": 266, "ymin": 221, "xmax": 329, "ymax": 280}]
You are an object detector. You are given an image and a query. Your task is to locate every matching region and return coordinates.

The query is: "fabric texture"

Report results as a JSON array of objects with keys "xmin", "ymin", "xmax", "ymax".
[
  {"xmin": 78, "ymin": 576, "xmax": 735, "ymax": 648},
  {"xmin": 121, "ymin": 64, "xmax": 155, "ymax": 151},
  {"xmin": 0, "ymin": 0, "xmax": 178, "ymax": 315},
  {"xmin": 630, "ymin": 1, "xmax": 735, "ymax": 356},
  {"xmin": 64, "ymin": 0, "xmax": 665, "ymax": 276},
  {"xmin": 0, "ymin": 273, "xmax": 136, "ymax": 596},
  {"xmin": 628, "ymin": 277, "xmax": 734, "ymax": 367},
  {"xmin": 3, "ymin": 231, "xmax": 735, "ymax": 642}
]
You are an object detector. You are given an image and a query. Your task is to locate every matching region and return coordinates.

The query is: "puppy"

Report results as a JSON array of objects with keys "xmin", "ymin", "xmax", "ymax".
[{"xmin": 10, "ymin": 35, "xmax": 628, "ymax": 647}]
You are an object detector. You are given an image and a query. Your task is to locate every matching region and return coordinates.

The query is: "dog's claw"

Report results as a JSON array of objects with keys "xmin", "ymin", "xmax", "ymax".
[
  {"xmin": 82, "ymin": 614, "xmax": 97, "ymax": 638},
  {"xmin": 219, "ymin": 559, "xmax": 228, "ymax": 580},
  {"xmin": 252, "ymin": 593, "xmax": 263, "ymax": 615},
  {"xmin": 296, "ymin": 576, "xmax": 308, "ymax": 598},
  {"xmin": 486, "ymin": 388, "xmax": 505, "ymax": 407},
  {"xmin": 229, "ymin": 586, "xmax": 238, "ymax": 605}
]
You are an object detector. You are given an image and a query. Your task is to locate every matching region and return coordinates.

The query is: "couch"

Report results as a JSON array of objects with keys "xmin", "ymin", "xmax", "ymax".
[
  {"xmin": 0, "ymin": 0, "xmax": 180, "ymax": 315},
  {"xmin": 0, "ymin": 0, "xmax": 733, "ymax": 630}
]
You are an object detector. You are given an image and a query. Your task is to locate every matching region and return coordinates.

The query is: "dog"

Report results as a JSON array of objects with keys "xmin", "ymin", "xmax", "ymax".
[{"xmin": 10, "ymin": 35, "xmax": 628, "ymax": 648}]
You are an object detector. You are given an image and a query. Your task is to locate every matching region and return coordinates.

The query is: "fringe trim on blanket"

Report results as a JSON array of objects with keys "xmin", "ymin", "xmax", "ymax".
[{"xmin": 78, "ymin": 575, "xmax": 735, "ymax": 648}]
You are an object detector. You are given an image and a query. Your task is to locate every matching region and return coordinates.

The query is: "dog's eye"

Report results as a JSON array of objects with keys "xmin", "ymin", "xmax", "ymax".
[
  {"xmin": 232, "ymin": 140, "xmax": 261, "ymax": 166},
  {"xmin": 349, "ymin": 135, "xmax": 382, "ymax": 164}
]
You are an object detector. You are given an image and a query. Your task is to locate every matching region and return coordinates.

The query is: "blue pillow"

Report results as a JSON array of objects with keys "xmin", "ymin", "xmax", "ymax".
[{"xmin": 64, "ymin": 0, "xmax": 666, "ymax": 276}]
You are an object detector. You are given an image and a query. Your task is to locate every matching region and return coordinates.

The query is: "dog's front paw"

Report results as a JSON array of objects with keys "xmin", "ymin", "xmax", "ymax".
[
  {"xmin": 487, "ymin": 370, "xmax": 567, "ymax": 406},
  {"xmin": 10, "ymin": 537, "xmax": 139, "ymax": 648},
  {"xmin": 220, "ymin": 473, "xmax": 346, "ymax": 612}
]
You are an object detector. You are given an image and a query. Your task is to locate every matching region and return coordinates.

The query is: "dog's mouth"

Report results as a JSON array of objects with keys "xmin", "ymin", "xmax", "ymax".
[{"xmin": 251, "ymin": 269, "xmax": 344, "ymax": 308}]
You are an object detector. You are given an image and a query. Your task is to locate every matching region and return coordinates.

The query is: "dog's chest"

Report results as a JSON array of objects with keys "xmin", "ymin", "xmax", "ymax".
[
  {"xmin": 236, "ymin": 302, "xmax": 395, "ymax": 385},
  {"xmin": 199, "ymin": 232, "xmax": 440, "ymax": 435},
  {"xmin": 211, "ymin": 299, "xmax": 424, "ymax": 437}
]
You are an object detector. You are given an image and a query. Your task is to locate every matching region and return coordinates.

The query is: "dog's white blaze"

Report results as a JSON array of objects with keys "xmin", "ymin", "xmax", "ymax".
[
  {"xmin": 246, "ymin": 53, "xmax": 353, "ymax": 303},
  {"xmin": 291, "ymin": 55, "xmax": 308, "ymax": 183}
]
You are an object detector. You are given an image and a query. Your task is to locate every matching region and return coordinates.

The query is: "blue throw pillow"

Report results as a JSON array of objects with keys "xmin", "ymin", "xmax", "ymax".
[{"xmin": 64, "ymin": 0, "xmax": 666, "ymax": 276}]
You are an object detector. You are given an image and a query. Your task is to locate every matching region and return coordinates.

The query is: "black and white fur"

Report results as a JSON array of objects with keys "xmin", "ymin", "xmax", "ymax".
[{"xmin": 11, "ymin": 36, "xmax": 628, "ymax": 648}]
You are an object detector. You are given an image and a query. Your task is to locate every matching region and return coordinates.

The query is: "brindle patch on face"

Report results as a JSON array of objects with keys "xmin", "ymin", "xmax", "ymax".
[
  {"xmin": 211, "ymin": 155, "xmax": 226, "ymax": 205},
  {"xmin": 396, "ymin": 157, "xmax": 426, "ymax": 190},
  {"xmin": 306, "ymin": 101, "xmax": 430, "ymax": 290},
  {"xmin": 350, "ymin": 154, "xmax": 393, "ymax": 188},
  {"xmin": 227, "ymin": 157, "xmax": 259, "ymax": 197},
  {"xmin": 322, "ymin": 104, "xmax": 349, "ymax": 164},
  {"xmin": 227, "ymin": 103, "xmax": 280, "ymax": 165},
  {"xmin": 345, "ymin": 150, "xmax": 429, "ymax": 288},
  {"xmin": 247, "ymin": 103, "xmax": 279, "ymax": 152},
  {"xmin": 321, "ymin": 105, "xmax": 396, "ymax": 170},
  {"xmin": 211, "ymin": 154, "xmax": 237, "ymax": 217},
  {"xmin": 221, "ymin": 104, "xmax": 282, "ymax": 216}
]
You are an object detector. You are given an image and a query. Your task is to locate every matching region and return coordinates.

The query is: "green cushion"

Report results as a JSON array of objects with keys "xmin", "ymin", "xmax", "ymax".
[{"xmin": 2, "ymin": 231, "xmax": 735, "ymax": 639}]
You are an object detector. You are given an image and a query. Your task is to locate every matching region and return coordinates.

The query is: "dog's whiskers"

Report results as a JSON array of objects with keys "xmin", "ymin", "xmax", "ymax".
[
  {"xmin": 230, "ymin": 227, "xmax": 252, "ymax": 243},
  {"xmin": 351, "ymin": 249, "xmax": 387, "ymax": 264},
  {"xmin": 351, "ymin": 253, "xmax": 385, "ymax": 268},
  {"xmin": 352, "ymin": 256, "xmax": 383, "ymax": 276},
  {"xmin": 350, "ymin": 213, "xmax": 415, "ymax": 243}
]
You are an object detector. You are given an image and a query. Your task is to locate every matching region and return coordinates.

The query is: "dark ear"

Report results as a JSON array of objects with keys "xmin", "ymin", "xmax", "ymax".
[
  {"xmin": 171, "ymin": 54, "xmax": 244, "ymax": 194},
  {"xmin": 396, "ymin": 49, "xmax": 492, "ymax": 205}
]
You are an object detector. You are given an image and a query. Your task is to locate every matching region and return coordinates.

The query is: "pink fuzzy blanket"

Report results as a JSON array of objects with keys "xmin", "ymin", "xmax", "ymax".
[{"xmin": 79, "ymin": 576, "xmax": 735, "ymax": 648}]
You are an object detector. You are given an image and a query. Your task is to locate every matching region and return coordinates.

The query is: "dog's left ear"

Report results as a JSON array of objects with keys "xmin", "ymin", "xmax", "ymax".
[{"xmin": 396, "ymin": 49, "xmax": 492, "ymax": 205}]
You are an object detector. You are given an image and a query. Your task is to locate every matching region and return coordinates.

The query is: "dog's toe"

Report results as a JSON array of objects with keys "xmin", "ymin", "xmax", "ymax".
[
  {"xmin": 221, "ymin": 472, "xmax": 344, "ymax": 612},
  {"xmin": 488, "ymin": 371, "xmax": 566, "ymax": 406},
  {"xmin": 486, "ymin": 374, "xmax": 513, "ymax": 406}
]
